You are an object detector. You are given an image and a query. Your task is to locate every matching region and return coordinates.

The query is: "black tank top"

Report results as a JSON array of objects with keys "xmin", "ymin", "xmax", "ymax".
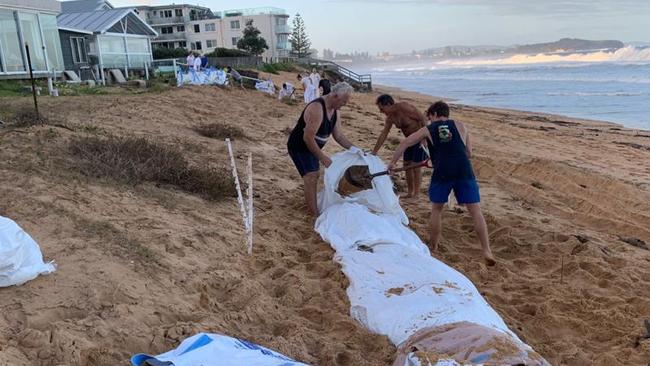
[
  {"xmin": 426, "ymin": 120, "xmax": 475, "ymax": 182},
  {"xmin": 287, "ymin": 98, "xmax": 337, "ymax": 152}
]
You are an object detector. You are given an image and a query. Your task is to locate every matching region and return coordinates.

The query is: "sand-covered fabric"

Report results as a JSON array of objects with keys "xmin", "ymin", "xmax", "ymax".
[
  {"xmin": 131, "ymin": 333, "xmax": 308, "ymax": 366},
  {"xmin": 316, "ymin": 150, "xmax": 547, "ymax": 364}
]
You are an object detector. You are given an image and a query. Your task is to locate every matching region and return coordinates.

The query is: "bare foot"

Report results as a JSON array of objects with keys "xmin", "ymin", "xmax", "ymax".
[
  {"xmin": 430, "ymin": 241, "xmax": 439, "ymax": 252},
  {"xmin": 484, "ymin": 251, "xmax": 496, "ymax": 266},
  {"xmin": 399, "ymin": 193, "xmax": 414, "ymax": 199}
]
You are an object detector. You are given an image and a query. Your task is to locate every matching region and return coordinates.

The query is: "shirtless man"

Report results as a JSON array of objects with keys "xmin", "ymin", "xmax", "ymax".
[{"xmin": 372, "ymin": 94, "xmax": 427, "ymax": 198}]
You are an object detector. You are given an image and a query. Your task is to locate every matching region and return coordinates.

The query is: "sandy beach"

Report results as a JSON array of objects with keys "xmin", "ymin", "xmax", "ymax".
[{"xmin": 1, "ymin": 73, "xmax": 649, "ymax": 365}]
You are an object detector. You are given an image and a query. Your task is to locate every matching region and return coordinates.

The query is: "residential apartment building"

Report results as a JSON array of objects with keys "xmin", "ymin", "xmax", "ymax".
[
  {"xmin": 135, "ymin": 5, "xmax": 292, "ymax": 59},
  {"xmin": 189, "ymin": 7, "xmax": 291, "ymax": 59},
  {"xmin": 0, "ymin": 0, "xmax": 64, "ymax": 78},
  {"xmin": 134, "ymin": 4, "xmax": 215, "ymax": 51}
]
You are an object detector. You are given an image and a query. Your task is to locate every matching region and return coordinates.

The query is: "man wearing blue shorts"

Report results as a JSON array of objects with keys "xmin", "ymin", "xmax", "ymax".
[
  {"xmin": 388, "ymin": 101, "xmax": 496, "ymax": 265},
  {"xmin": 373, "ymin": 94, "xmax": 427, "ymax": 198},
  {"xmin": 287, "ymin": 82, "xmax": 356, "ymax": 216}
]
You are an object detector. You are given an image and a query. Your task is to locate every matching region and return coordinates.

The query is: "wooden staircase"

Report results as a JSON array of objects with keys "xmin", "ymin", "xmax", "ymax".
[{"xmin": 300, "ymin": 58, "xmax": 372, "ymax": 91}]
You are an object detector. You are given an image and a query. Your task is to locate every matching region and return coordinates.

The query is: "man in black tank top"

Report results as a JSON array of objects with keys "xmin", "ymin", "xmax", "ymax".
[
  {"xmin": 387, "ymin": 101, "xmax": 496, "ymax": 266},
  {"xmin": 287, "ymin": 82, "xmax": 356, "ymax": 216}
]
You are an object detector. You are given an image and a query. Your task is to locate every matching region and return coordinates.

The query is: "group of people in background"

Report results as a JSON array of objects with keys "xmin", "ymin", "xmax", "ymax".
[
  {"xmin": 186, "ymin": 52, "xmax": 208, "ymax": 72},
  {"xmin": 298, "ymin": 68, "xmax": 331, "ymax": 104}
]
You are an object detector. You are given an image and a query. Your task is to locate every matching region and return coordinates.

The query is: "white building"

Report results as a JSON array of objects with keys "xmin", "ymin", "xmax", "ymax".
[
  {"xmin": 134, "ymin": 4, "xmax": 214, "ymax": 51},
  {"xmin": 188, "ymin": 7, "xmax": 291, "ymax": 59},
  {"xmin": 135, "ymin": 5, "xmax": 291, "ymax": 59}
]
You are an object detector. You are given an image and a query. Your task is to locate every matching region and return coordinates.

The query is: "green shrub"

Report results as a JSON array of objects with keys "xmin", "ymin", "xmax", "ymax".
[
  {"xmin": 205, "ymin": 48, "xmax": 251, "ymax": 57},
  {"xmin": 153, "ymin": 47, "xmax": 189, "ymax": 60}
]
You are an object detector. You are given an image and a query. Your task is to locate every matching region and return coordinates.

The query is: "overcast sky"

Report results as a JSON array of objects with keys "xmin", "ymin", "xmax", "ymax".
[{"xmin": 107, "ymin": 0, "xmax": 650, "ymax": 54}]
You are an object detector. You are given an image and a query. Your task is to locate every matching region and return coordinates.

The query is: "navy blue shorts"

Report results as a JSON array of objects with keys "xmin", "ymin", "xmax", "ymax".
[
  {"xmin": 288, "ymin": 149, "xmax": 319, "ymax": 177},
  {"xmin": 429, "ymin": 179, "xmax": 481, "ymax": 204},
  {"xmin": 404, "ymin": 144, "xmax": 427, "ymax": 163}
]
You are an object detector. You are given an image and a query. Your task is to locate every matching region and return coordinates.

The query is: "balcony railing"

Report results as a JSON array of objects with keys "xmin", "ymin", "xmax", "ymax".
[
  {"xmin": 147, "ymin": 16, "xmax": 185, "ymax": 25},
  {"xmin": 275, "ymin": 24, "xmax": 291, "ymax": 34},
  {"xmin": 155, "ymin": 32, "xmax": 186, "ymax": 41},
  {"xmin": 276, "ymin": 42, "xmax": 290, "ymax": 50}
]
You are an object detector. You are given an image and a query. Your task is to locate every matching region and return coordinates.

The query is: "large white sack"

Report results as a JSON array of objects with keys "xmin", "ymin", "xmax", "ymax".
[
  {"xmin": 0, "ymin": 216, "xmax": 56, "ymax": 287},
  {"xmin": 315, "ymin": 150, "xmax": 547, "ymax": 364},
  {"xmin": 131, "ymin": 333, "xmax": 308, "ymax": 366}
]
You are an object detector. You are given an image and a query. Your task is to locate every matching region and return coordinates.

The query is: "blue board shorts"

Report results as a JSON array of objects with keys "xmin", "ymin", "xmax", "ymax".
[
  {"xmin": 404, "ymin": 144, "xmax": 427, "ymax": 163},
  {"xmin": 288, "ymin": 149, "xmax": 319, "ymax": 177},
  {"xmin": 429, "ymin": 178, "xmax": 481, "ymax": 204}
]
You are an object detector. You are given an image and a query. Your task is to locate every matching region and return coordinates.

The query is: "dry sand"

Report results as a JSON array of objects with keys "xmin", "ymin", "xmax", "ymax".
[{"xmin": 0, "ymin": 74, "xmax": 649, "ymax": 365}]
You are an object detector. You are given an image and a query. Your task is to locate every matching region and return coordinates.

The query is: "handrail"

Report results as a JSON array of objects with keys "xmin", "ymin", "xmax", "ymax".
[{"xmin": 297, "ymin": 57, "xmax": 372, "ymax": 90}]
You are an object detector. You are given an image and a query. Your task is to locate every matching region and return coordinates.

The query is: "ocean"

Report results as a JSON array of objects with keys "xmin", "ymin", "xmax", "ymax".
[{"xmin": 365, "ymin": 46, "xmax": 650, "ymax": 130}]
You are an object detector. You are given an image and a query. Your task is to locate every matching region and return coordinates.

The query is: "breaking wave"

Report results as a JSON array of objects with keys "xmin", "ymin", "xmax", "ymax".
[{"xmin": 438, "ymin": 46, "xmax": 650, "ymax": 66}]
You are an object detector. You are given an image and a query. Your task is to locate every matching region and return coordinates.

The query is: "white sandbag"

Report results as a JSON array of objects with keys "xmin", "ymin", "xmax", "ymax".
[
  {"xmin": 315, "ymin": 150, "xmax": 548, "ymax": 365},
  {"xmin": 176, "ymin": 68, "xmax": 227, "ymax": 87},
  {"xmin": 131, "ymin": 333, "xmax": 308, "ymax": 366},
  {"xmin": 255, "ymin": 80, "xmax": 276, "ymax": 95},
  {"xmin": 0, "ymin": 216, "xmax": 56, "ymax": 287}
]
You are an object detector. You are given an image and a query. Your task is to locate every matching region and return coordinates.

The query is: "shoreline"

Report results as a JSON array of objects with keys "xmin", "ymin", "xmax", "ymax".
[{"xmin": 372, "ymin": 82, "xmax": 647, "ymax": 133}]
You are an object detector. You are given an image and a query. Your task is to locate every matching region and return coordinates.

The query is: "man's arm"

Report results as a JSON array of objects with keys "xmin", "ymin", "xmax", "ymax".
[
  {"xmin": 388, "ymin": 126, "xmax": 432, "ymax": 170},
  {"xmin": 302, "ymin": 104, "xmax": 332, "ymax": 166},
  {"xmin": 332, "ymin": 121, "xmax": 353, "ymax": 150},
  {"xmin": 371, "ymin": 118, "xmax": 392, "ymax": 155}
]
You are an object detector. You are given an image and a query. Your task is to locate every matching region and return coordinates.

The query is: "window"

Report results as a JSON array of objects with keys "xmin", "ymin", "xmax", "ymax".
[
  {"xmin": 70, "ymin": 37, "xmax": 87, "ymax": 64},
  {"xmin": 152, "ymin": 10, "xmax": 157, "ymax": 16},
  {"xmin": 231, "ymin": 37, "xmax": 240, "ymax": 46},
  {"xmin": 276, "ymin": 17, "xmax": 286, "ymax": 26},
  {"xmin": 175, "ymin": 9, "xmax": 183, "ymax": 17},
  {"xmin": 193, "ymin": 24, "xmax": 200, "ymax": 33},
  {"xmin": 191, "ymin": 41, "xmax": 202, "ymax": 50},
  {"xmin": 177, "ymin": 25, "xmax": 185, "ymax": 32},
  {"xmin": 161, "ymin": 26, "xmax": 173, "ymax": 34},
  {"xmin": 40, "ymin": 14, "xmax": 64, "ymax": 71},
  {"xmin": 206, "ymin": 40, "xmax": 217, "ymax": 48},
  {"xmin": 204, "ymin": 23, "xmax": 215, "ymax": 32},
  {"xmin": 178, "ymin": 41, "xmax": 187, "ymax": 48},
  {"xmin": 162, "ymin": 10, "xmax": 172, "ymax": 18},
  {"xmin": 19, "ymin": 12, "xmax": 46, "ymax": 71},
  {"xmin": 230, "ymin": 20, "xmax": 240, "ymax": 29},
  {"xmin": 0, "ymin": 10, "xmax": 24, "ymax": 72}
]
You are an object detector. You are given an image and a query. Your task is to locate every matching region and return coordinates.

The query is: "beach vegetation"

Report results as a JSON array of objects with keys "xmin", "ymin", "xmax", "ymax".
[
  {"xmin": 69, "ymin": 135, "xmax": 236, "ymax": 201},
  {"xmin": 192, "ymin": 123, "xmax": 246, "ymax": 140}
]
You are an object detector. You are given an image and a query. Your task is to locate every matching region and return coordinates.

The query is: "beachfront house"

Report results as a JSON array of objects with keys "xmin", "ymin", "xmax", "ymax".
[
  {"xmin": 0, "ymin": 0, "xmax": 65, "ymax": 79},
  {"xmin": 57, "ymin": 1, "xmax": 157, "ymax": 83}
]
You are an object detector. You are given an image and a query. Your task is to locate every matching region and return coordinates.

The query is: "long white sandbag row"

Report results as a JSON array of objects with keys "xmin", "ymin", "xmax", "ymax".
[
  {"xmin": 176, "ymin": 68, "xmax": 228, "ymax": 86},
  {"xmin": 315, "ymin": 150, "xmax": 549, "ymax": 365},
  {"xmin": 131, "ymin": 333, "xmax": 308, "ymax": 366},
  {"xmin": 0, "ymin": 216, "xmax": 56, "ymax": 287}
]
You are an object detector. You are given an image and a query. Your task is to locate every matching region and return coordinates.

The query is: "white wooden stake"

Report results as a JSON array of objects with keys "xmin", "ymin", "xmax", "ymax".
[
  {"xmin": 226, "ymin": 139, "xmax": 250, "ymax": 251},
  {"xmin": 246, "ymin": 152, "xmax": 253, "ymax": 255}
]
